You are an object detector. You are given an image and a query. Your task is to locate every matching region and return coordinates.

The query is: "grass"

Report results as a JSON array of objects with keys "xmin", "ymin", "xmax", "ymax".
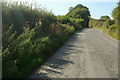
[{"xmin": 93, "ymin": 27, "xmax": 119, "ymax": 40}]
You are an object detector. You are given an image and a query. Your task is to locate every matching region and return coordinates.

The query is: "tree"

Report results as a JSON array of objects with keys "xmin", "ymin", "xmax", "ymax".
[
  {"xmin": 67, "ymin": 4, "xmax": 90, "ymax": 27},
  {"xmin": 69, "ymin": 7, "xmax": 73, "ymax": 11},
  {"xmin": 112, "ymin": 5, "xmax": 120, "ymax": 25},
  {"xmin": 100, "ymin": 15, "xmax": 110, "ymax": 21}
]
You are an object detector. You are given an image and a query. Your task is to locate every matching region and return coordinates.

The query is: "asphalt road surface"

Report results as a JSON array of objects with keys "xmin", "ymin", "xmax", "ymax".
[{"xmin": 29, "ymin": 28, "xmax": 118, "ymax": 78}]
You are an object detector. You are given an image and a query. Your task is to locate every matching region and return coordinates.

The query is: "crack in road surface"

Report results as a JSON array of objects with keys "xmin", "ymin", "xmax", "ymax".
[{"xmin": 29, "ymin": 28, "xmax": 118, "ymax": 78}]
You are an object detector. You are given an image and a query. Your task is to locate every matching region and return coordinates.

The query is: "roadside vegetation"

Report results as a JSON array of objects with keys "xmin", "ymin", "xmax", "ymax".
[
  {"xmin": 89, "ymin": 3, "xmax": 120, "ymax": 40},
  {"xmin": 2, "ymin": 2, "xmax": 90, "ymax": 78}
]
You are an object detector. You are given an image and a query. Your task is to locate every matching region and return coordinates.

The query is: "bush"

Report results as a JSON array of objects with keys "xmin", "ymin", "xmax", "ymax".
[
  {"xmin": 58, "ymin": 15, "xmax": 84, "ymax": 30},
  {"xmin": 2, "ymin": 20, "xmax": 75, "ymax": 78},
  {"xmin": 2, "ymin": 2, "xmax": 57, "ymax": 35},
  {"xmin": 89, "ymin": 18, "xmax": 105, "ymax": 28}
]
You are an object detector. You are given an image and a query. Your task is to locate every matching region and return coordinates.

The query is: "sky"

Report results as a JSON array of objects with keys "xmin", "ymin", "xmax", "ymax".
[
  {"xmin": 5, "ymin": 0, "xmax": 119, "ymax": 19},
  {"xmin": 38, "ymin": 2, "xmax": 117, "ymax": 19}
]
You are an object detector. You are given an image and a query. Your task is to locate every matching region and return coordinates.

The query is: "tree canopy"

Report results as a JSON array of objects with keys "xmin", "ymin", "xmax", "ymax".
[
  {"xmin": 100, "ymin": 15, "xmax": 110, "ymax": 21},
  {"xmin": 69, "ymin": 7, "xmax": 73, "ymax": 11},
  {"xmin": 112, "ymin": 5, "xmax": 120, "ymax": 25},
  {"xmin": 67, "ymin": 4, "xmax": 90, "ymax": 27}
]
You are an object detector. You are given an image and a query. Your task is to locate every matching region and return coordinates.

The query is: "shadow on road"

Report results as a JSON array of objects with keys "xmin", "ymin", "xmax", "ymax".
[
  {"xmin": 30, "ymin": 56, "xmax": 74, "ymax": 78},
  {"xmin": 28, "ymin": 28, "xmax": 87, "ymax": 78}
]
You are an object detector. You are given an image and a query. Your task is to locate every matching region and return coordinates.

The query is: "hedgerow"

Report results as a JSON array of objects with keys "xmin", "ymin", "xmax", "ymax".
[{"xmin": 2, "ymin": 2, "xmax": 90, "ymax": 78}]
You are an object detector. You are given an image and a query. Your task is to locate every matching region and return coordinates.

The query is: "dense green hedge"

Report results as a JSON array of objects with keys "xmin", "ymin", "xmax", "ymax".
[
  {"xmin": 3, "ymin": 23, "xmax": 75, "ymax": 78},
  {"xmin": 2, "ymin": 2, "xmax": 90, "ymax": 78},
  {"xmin": 2, "ymin": 2, "xmax": 57, "ymax": 36},
  {"xmin": 57, "ymin": 15, "xmax": 84, "ymax": 30},
  {"xmin": 89, "ymin": 18, "xmax": 105, "ymax": 28}
]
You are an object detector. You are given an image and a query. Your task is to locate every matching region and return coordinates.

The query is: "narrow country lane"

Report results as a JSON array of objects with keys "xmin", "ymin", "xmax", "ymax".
[{"xmin": 29, "ymin": 28, "xmax": 118, "ymax": 78}]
